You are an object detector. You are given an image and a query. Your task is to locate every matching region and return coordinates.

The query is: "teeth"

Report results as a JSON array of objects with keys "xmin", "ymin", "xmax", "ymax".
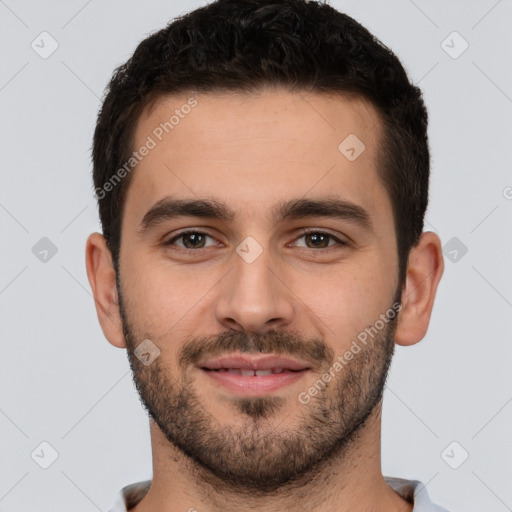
[
  {"xmin": 211, "ymin": 368, "xmax": 300, "ymax": 377},
  {"xmin": 255, "ymin": 369, "xmax": 272, "ymax": 376},
  {"xmin": 218, "ymin": 368, "xmax": 288, "ymax": 376}
]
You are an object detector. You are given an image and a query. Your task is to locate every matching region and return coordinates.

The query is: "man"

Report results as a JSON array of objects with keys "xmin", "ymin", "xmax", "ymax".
[{"xmin": 85, "ymin": 0, "xmax": 448, "ymax": 510}]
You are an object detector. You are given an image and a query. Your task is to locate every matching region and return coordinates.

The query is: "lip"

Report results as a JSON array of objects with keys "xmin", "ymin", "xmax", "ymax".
[
  {"xmin": 200, "ymin": 367, "xmax": 310, "ymax": 396},
  {"xmin": 198, "ymin": 353, "xmax": 312, "ymax": 371},
  {"xmin": 197, "ymin": 353, "xmax": 312, "ymax": 396}
]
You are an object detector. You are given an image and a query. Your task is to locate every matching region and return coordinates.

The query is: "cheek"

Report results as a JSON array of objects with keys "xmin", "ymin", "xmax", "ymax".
[
  {"xmin": 121, "ymin": 250, "xmax": 216, "ymax": 336},
  {"xmin": 295, "ymin": 257, "xmax": 396, "ymax": 341}
]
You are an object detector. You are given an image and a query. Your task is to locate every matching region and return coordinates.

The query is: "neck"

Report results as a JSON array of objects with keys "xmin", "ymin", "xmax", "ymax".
[{"xmin": 130, "ymin": 406, "xmax": 413, "ymax": 512}]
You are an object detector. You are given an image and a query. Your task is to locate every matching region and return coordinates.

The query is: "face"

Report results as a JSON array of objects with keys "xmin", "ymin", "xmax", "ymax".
[{"xmin": 116, "ymin": 88, "xmax": 401, "ymax": 492}]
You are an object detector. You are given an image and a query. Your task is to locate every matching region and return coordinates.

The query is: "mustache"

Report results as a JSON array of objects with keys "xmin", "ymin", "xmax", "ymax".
[{"xmin": 179, "ymin": 329, "xmax": 334, "ymax": 371}]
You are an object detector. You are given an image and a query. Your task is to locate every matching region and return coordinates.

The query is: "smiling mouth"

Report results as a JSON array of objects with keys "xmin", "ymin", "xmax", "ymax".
[
  {"xmin": 200, "ymin": 366, "xmax": 310, "ymax": 396},
  {"xmin": 202, "ymin": 367, "xmax": 305, "ymax": 376}
]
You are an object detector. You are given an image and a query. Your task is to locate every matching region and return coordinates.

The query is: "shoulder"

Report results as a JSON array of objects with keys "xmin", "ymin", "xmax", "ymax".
[
  {"xmin": 109, "ymin": 480, "xmax": 152, "ymax": 512},
  {"xmin": 384, "ymin": 476, "xmax": 451, "ymax": 512}
]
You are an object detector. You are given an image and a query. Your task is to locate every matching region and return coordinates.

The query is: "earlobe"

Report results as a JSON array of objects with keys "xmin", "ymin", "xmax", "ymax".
[
  {"xmin": 394, "ymin": 231, "xmax": 444, "ymax": 347},
  {"xmin": 85, "ymin": 232, "xmax": 127, "ymax": 348}
]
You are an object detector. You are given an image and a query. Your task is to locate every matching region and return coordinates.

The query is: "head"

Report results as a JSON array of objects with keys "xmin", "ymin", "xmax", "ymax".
[
  {"xmin": 86, "ymin": 0, "xmax": 443, "ymax": 494},
  {"xmin": 92, "ymin": 0, "xmax": 430, "ymax": 287}
]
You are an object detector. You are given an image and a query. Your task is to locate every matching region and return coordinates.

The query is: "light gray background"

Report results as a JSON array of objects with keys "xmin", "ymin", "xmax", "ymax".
[{"xmin": 1, "ymin": 1, "xmax": 511, "ymax": 510}]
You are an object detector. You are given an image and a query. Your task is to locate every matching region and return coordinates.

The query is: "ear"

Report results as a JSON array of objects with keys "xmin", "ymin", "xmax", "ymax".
[
  {"xmin": 394, "ymin": 231, "xmax": 444, "ymax": 346},
  {"xmin": 85, "ymin": 232, "xmax": 126, "ymax": 348}
]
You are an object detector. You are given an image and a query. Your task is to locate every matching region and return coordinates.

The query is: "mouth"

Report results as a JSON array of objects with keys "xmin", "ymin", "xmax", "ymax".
[
  {"xmin": 198, "ymin": 353, "xmax": 312, "ymax": 396},
  {"xmin": 203, "ymin": 367, "xmax": 303, "ymax": 376}
]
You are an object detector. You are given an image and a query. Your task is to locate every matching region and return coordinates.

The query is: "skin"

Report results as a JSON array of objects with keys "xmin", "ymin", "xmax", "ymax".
[{"xmin": 86, "ymin": 88, "xmax": 444, "ymax": 512}]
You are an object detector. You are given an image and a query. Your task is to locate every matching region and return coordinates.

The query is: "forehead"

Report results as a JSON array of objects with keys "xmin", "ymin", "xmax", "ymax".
[{"xmin": 124, "ymin": 88, "xmax": 389, "ymax": 227}]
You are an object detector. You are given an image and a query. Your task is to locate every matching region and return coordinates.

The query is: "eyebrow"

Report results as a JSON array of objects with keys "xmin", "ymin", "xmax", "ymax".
[{"xmin": 137, "ymin": 195, "xmax": 373, "ymax": 236}]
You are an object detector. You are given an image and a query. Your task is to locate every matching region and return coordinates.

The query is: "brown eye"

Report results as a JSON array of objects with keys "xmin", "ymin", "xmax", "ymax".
[
  {"xmin": 164, "ymin": 231, "xmax": 217, "ymax": 250},
  {"xmin": 180, "ymin": 232, "xmax": 207, "ymax": 249},
  {"xmin": 304, "ymin": 232, "xmax": 331, "ymax": 248},
  {"xmin": 294, "ymin": 230, "xmax": 346, "ymax": 250}
]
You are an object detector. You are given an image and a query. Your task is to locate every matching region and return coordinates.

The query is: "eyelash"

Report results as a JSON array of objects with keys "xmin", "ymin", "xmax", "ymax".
[{"xmin": 163, "ymin": 228, "xmax": 348, "ymax": 252}]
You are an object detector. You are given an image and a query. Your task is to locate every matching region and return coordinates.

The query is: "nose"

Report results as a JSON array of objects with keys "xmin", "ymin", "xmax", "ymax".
[{"xmin": 214, "ymin": 242, "xmax": 295, "ymax": 333}]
